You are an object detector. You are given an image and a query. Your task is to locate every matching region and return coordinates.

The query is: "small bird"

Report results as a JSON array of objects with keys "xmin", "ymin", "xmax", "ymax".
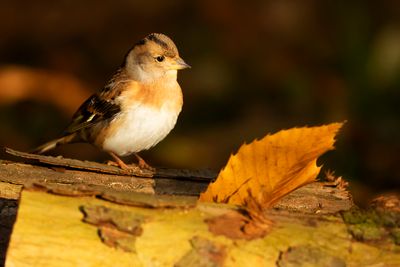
[{"xmin": 32, "ymin": 33, "xmax": 190, "ymax": 170}]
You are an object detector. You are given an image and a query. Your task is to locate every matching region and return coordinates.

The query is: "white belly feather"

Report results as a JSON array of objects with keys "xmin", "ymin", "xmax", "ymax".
[{"xmin": 102, "ymin": 105, "xmax": 180, "ymax": 156}]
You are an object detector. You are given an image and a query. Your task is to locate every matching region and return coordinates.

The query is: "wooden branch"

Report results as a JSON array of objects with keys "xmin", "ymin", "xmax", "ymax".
[
  {"xmin": 5, "ymin": 147, "xmax": 215, "ymax": 181},
  {"xmin": 1, "ymin": 148, "xmax": 353, "ymax": 211},
  {"xmin": 0, "ymin": 159, "xmax": 353, "ymax": 214},
  {"xmin": 1, "ymin": 147, "xmax": 217, "ymax": 197}
]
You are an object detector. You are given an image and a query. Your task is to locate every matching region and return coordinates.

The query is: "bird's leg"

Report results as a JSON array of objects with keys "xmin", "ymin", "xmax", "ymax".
[
  {"xmin": 108, "ymin": 152, "xmax": 154, "ymax": 172},
  {"xmin": 134, "ymin": 153, "xmax": 154, "ymax": 170},
  {"xmin": 108, "ymin": 152, "xmax": 130, "ymax": 170}
]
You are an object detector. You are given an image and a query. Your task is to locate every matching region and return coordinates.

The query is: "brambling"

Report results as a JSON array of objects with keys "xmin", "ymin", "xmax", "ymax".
[{"xmin": 33, "ymin": 33, "xmax": 190, "ymax": 170}]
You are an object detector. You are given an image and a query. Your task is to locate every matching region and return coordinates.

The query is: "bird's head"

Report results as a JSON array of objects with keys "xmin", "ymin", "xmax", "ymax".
[{"xmin": 125, "ymin": 33, "xmax": 190, "ymax": 82}]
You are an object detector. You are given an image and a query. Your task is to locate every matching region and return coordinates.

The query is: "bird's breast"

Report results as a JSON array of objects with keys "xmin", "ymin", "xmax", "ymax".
[{"xmin": 99, "ymin": 81, "xmax": 183, "ymax": 156}]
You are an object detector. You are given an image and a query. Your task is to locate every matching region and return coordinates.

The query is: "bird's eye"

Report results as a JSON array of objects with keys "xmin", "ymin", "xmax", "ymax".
[{"xmin": 156, "ymin": 56, "xmax": 165, "ymax": 62}]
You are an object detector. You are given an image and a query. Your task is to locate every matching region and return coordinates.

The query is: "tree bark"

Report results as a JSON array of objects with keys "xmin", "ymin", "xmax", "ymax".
[{"xmin": 0, "ymin": 150, "xmax": 398, "ymax": 267}]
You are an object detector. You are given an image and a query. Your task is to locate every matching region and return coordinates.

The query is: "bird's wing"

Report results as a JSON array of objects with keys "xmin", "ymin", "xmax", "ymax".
[
  {"xmin": 64, "ymin": 93, "xmax": 121, "ymax": 134},
  {"xmin": 64, "ymin": 70, "xmax": 132, "ymax": 134}
]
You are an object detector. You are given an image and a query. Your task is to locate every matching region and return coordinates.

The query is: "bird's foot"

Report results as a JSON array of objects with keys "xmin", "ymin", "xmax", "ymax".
[
  {"xmin": 134, "ymin": 153, "xmax": 155, "ymax": 171},
  {"xmin": 106, "ymin": 160, "xmax": 130, "ymax": 170},
  {"xmin": 108, "ymin": 152, "xmax": 155, "ymax": 172},
  {"xmin": 107, "ymin": 160, "xmax": 132, "ymax": 171},
  {"xmin": 106, "ymin": 160, "xmax": 119, "ymax": 167},
  {"xmin": 108, "ymin": 152, "xmax": 134, "ymax": 171}
]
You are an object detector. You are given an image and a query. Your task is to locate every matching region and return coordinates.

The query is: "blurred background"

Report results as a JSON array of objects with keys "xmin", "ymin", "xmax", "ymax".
[{"xmin": 0, "ymin": 0, "xmax": 399, "ymax": 205}]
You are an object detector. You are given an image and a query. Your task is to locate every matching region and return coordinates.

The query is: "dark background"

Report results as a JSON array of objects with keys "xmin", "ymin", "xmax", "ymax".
[{"xmin": 1, "ymin": 1, "xmax": 399, "ymax": 205}]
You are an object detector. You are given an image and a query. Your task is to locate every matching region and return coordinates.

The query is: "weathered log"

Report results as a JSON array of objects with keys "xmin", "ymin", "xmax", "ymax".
[
  {"xmin": 0, "ymin": 150, "xmax": 398, "ymax": 266},
  {"xmin": 4, "ymin": 187, "xmax": 400, "ymax": 267}
]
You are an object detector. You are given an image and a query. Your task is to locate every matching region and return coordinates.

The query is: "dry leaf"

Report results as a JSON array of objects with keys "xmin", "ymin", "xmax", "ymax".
[{"xmin": 199, "ymin": 122, "xmax": 344, "ymax": 208}]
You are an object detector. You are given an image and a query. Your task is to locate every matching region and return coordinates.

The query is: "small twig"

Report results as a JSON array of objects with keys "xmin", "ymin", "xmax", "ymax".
[{"xmin": 4, "ymin": 147, "xmax": 216, "ymax": 181}]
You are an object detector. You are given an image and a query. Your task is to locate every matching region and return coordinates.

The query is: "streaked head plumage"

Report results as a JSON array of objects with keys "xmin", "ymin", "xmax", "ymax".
[{"xmin": 124, "ymin": 33, "xmax": 190, "ymax": 82}]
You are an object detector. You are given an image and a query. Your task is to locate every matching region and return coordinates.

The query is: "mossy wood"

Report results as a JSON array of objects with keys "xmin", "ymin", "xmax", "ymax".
[
  {"xmin": 0, "ymin": 150, "xmax": 399, "ymax": 266},
  {"xmin": 4, "ymin": 188, "xmax": 400, "ymax": 267}
]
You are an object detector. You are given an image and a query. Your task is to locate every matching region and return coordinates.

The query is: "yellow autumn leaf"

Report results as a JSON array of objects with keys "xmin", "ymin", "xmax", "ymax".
[{"xmin": 199, "ymin": 122, "xmax": 344, "ymax": 208}]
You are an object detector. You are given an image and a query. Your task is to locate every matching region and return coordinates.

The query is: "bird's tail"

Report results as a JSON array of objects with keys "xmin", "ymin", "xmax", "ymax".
[{"xmin": 31, "ymin": 133, "xmax": 78, "ymax": 154}]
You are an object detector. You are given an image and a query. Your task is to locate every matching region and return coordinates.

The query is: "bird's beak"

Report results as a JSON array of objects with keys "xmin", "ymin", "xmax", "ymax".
[{"xmin": 171, "ymin": 57, "xmax": 191, "ymax": 70}]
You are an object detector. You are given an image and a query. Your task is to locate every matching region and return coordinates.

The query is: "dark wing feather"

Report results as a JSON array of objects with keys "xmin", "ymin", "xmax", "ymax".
[
  {"xmin": 64, "ymin": 68, "xmax": 127, "ymax": 134},
  {"xmin": 64, "ymin": 94, "xmax": 121, "ymax": 134}
]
